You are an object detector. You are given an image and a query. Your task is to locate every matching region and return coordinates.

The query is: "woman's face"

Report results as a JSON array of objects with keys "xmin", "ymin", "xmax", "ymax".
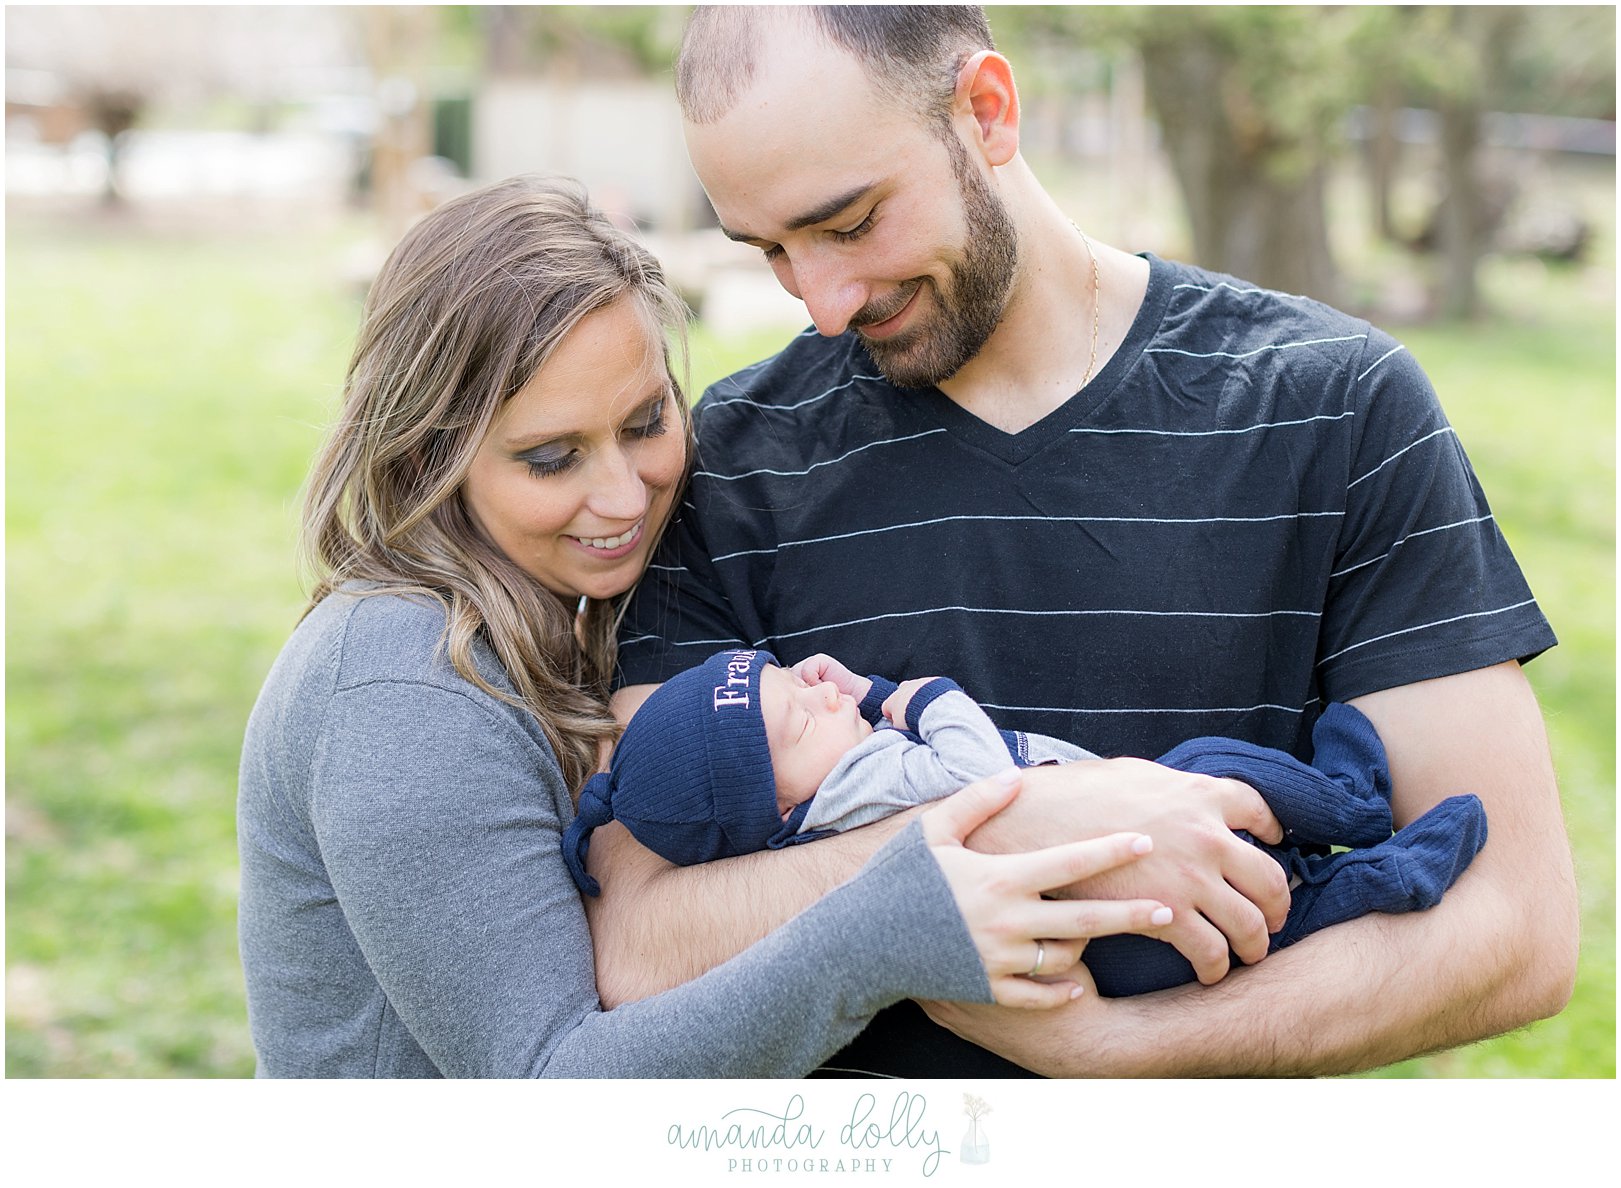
[{"xmin": 461, "ymin": 297, "xmax": 686, "ymax": 603}]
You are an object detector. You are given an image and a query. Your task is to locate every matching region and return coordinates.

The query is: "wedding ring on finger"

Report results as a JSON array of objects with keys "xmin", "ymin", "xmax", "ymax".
[{"xmin": 1027, "ymin": 939, "xmax": 1046, "ymax": 978}]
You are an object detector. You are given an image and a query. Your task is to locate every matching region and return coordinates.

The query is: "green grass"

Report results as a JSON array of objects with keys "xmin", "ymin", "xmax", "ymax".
[
  {"xmin": 6, "ymin": 217, "xmax": 355, "ymax": 1076},
  {"xmin": 1360, "ymin": 255, "xmax": 1617, "ymax": 1078},
  {"xmin": 5, "ymin": 214, "xmax": 1613, "ymax": 1078}
]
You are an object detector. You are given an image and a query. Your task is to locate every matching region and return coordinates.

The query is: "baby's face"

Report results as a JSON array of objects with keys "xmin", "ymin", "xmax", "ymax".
[{"xmin": 759, "ymin": 664, "xmax": 874, "ymax": 817}]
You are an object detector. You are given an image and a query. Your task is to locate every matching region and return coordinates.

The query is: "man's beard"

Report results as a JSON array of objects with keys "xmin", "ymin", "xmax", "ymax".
[{"xmin": 855, "ymin": 139, "xmax": 1018, "ymax": 389}]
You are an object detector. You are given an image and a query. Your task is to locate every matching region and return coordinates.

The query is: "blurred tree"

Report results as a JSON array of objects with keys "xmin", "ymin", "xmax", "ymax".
[
  {"xmin": 4, "ymin": 6, "xmax": 208, "ymax": 205},
  {"xmin": 1346, "ymin": 7, "xmax": 1426, "ymax": 247},
  {"xmin": 1370, "ymin": 5, "xmax": 1612, "ymax": 318},
  {"xmin": 362, "ymin": 5, "xmax": 437, "ymax": 242},
  {"xmin": 1497, "ymin": 4, "xmax": 1618, "ymax": 120},
  {"xmin": 477, "ymin": 5, "xmax": 683, "ymax": 79},
  {"xmin": 1117, "ymin": 6, "xmax": 1372, "ymax": 304},
  {"xmin": 1001, "ymin": 6, "xmax": 1370, "ymax": 304},
  {"xmin": 3, "ymin": 5, "xmax": 359, "ymax": 207},
  {"xmin": 1426, "ymin": 6, "xmax": 1523, "ymax": 320},
  {"xmin": 999, "ymin": 5, "xmax": 1613, "ymax": 319}
]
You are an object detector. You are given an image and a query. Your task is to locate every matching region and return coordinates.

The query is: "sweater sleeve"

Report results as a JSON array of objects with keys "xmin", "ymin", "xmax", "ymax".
[{"xmin": 310, "ymin": 680, "xmax": 989, "ymax": 1079}]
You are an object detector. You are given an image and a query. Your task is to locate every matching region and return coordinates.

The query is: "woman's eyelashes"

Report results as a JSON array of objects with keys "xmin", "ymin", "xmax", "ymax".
[
  {"xmin": 627, "ymin": 400, "xmax": 669, "ymax": 440},
  {"xmin": 519, "ymin": 397, "xmax": 669, "ymax": 478},
  {"xmin": 523, "ymin": 448, "xmax": 578, "ymax": 479}
]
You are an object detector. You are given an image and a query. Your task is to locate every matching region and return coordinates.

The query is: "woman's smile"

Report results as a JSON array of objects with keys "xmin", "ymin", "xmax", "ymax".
[{"xmin": 567, "ymin": 519, "xmax": 646, "ymax": 557}]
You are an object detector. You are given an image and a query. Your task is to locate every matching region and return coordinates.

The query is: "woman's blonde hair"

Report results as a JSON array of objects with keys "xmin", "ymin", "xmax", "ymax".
[{"xmin": 301, "ymin": 175, "xmax": 690, "ymax": 794}]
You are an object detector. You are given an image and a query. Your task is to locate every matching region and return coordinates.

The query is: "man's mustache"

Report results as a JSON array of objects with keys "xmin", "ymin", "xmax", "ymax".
[{"xmin": 852, "ymin": 280, "xmax": 924, "ymax": 328}]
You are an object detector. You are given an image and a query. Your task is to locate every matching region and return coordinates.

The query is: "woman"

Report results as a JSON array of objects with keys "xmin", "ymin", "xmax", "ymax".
[{"xmin": 237, "ymin": 175, "xmax": 1168, "ymax": 1077}]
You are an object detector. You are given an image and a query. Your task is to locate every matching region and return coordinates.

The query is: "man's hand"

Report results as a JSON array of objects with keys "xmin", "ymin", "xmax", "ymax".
[
  {"xmin": 966, "ymin": 759, "xmax": 1289, "ymax": 985},
  {"xmin": 605, "ymin": 681, "xmax": 1287, "ymax": 995},
  {"xmin": 791, "ymin": 653, "xmax": 873, "ymax": 701},
  {"xmin": 918, "ymin": 773, "xmax": 1173, "ymax": 1009},
  {"xmin": 932, "ymin": 663, "xmax": 1577, "ymax": 1077}
]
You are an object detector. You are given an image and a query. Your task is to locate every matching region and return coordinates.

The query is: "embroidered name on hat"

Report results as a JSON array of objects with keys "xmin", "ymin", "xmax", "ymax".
[{"xmin": 712, "ymin": 649, "xmax": 759, "ymax": 709}]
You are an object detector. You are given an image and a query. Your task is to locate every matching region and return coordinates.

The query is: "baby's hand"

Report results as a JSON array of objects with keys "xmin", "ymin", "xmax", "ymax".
[
  {"xmin": 882, "ymin": 677, "xmax": 938, "ymax": 731},
  {"xmin": 792, "ymin": 653, "xmax": 873, "ymax": 701}
]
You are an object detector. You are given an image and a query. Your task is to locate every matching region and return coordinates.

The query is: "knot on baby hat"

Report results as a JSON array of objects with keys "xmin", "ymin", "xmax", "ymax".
[{"xmin": 560, "ymin": 649, "xmax": 781, "ymax": 895}]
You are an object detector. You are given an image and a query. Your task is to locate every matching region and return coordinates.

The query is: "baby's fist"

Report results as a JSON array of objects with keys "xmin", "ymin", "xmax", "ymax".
[
  {"xmin": 792, "ymin": 653, "xmax": 872, "ymax": 700},
  {"xmin": 882, "ymin": 677, "xmax": 938, "ymax": 732}
]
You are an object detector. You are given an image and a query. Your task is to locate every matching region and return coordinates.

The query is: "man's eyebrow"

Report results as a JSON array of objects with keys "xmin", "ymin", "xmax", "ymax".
[{"xmin": 719, "ymin": 182, "xmax": 877, "ymax": 243}]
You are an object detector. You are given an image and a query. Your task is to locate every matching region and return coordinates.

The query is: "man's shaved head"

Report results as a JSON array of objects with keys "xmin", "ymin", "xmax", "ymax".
[{"xmin": 675, "ymin": 5, "xmax": 995, "ymax": 136}]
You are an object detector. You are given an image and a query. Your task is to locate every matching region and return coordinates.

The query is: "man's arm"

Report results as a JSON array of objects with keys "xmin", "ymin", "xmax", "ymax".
[
  {"xmin": 589, "ymin": 689, "xmax": 1290, "ymax": 1004},
  {"xmin": 583, "ymin": 810, "xmax": 916, "ymax": 1008},
  {"xmin": 584, "ymin": 684, "xmax": 913, "ymax": 1006},
  {"xmin": 922, "ymin": 661, "xmax": 1579, "ymax": 1076}
]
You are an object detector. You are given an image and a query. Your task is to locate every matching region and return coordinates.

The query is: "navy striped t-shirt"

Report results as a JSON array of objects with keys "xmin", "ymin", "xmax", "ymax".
[{"xmin": 616, "ymin": 253, "xmax": 1555, "ymax": 1076}]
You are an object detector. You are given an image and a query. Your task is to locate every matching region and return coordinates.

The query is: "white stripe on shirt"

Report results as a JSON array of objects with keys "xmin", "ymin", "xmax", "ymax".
[
  {"xmin": 704, "ymin": 372, "xmax": 886, "ymax": 411},
  {"xmin": 1070, "ymin": 411, "xmax": 1356, "ymax": 438},
  {"xmin": 1347, "ymin": 426, "xmax": 1456, "ymax": 490},
  {"xmin": 773, "ymin": 604, "xmax": 1320, "ymax": 644},
  {"xmin": 982, "ymin": 700, "xmax": 1314, "ymax": 717},
  {"xmin": 1172, "ymin": 281, "xmax": 1314, "ymax": 301},
  {"xmin": 694, "ymin": 429, "xmax": 949, "ymax": 481},
  {"xmin": 1317, "ymin": 599, "xmax": 1540, "ymax": 666},
  {"xmin": 711, "ymin": 511, "xmax": 1345, "ymax": 563},
  {"xmin": 1357, "ymin": 345, "xmax": 1408, "ymax": 382},
  {"xmin": 1144, "ymin": 333, "xmax": 1367, "ymax": 361},
  {"xmin": 1330, "ymin": 514, "xmax": 1498, "ymax": 580}
]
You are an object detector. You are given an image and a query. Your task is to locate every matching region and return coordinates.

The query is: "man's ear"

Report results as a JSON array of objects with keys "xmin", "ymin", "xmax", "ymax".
[{"xmin": 954, "ymin": 50, "xmax": 1020, "ymax": 167}]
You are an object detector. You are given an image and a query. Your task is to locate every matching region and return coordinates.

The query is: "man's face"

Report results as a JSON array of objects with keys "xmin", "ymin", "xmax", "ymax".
[
  {"xmin": 684, "ymin": 33, "xmax": 1019, "ymax": 388},
  {"xmin": 852, "ymin": 140, "xmax": 1018, "ymax": 388}
]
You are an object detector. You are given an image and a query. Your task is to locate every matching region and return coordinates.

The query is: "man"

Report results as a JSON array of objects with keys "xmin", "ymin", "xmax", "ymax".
[{"xmin": 590, "ymin": 5, "xmax": 1576, "ymax": 1076}]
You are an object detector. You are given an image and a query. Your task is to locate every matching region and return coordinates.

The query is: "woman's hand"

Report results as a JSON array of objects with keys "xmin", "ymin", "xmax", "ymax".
[
  {"xmin": 922, "ymin": 770, "xmax": 1173, "ymax": 1009},
  {"xmin": 791, "ymin": 653, "xmax": 873, "ymax": 701}
]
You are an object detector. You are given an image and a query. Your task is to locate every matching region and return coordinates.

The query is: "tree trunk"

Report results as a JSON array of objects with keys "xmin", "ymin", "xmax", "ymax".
[
  {"xmin": 1137, "ymin": 40, "xmax": 1340, "ymax": 305},
  {"xmin": 364, "ymin": 6, "xmax": 436, "ymax": 241},
  {"xmin": 1366, "ymin": 80, "xmax": 1401, "ymax": 244},
  {"xmin": 87, "ymin": 91, "xmax": 141, "ymax": 207},
  {"xmin": 1436, "ymin": 96, "xmax": 1483, "ymax": 320},
  {"xmin": 1431, "ymin": 6, "xmax": 1523, "ymax": 320}
]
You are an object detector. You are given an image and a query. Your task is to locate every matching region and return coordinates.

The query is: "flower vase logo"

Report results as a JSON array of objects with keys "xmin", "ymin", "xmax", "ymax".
[{"xmin": 959, "ymin": 1094, "xmax": 992, "ymax": 1165}]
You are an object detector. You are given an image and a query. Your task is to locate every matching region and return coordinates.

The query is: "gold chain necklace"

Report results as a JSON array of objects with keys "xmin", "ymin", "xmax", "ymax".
[{"xmin": 1074, "ymin": 222, "xmax": 1101, "ymax": 389}]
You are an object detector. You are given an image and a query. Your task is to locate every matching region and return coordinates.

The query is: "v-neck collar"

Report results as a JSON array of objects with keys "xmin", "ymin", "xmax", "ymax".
[{"xmin": 886, "ymin": 254, "xmax": 1173, "ymax": 466}]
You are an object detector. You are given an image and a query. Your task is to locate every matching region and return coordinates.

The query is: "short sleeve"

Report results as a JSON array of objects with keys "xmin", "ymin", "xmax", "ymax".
[
  {"xmin": 616, "ymin": 496, "xmax": 750, "ymax": 688},
  {"xmin": 1316, "ymin": 330, "xmax": 1556, "ymax": 701}
]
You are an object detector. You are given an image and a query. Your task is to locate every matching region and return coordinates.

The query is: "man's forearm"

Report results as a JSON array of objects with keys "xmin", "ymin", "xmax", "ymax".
[
  {"xmin": 597, "ymin": 680, "xmax": 909, "ymax": 1006},
  {"xmin": 929, "ymin": 662, "xmax": 1579, "ymax": 1076},
  {"xmin": 932, "ymin": 808, "xmax": 1574, "ymax": 1077},
  {"xmin": 1064, "ymin": 872, "xmax": 1563, "ymax": 1077},
  {"xmin": 1101, "ymin": 666, "xmax": 1576, "ymax": 1075},
  {"xmin": 594, "ymin": 683, "xmax": 1293, "ymax": 1002},
  {"xmin": 583, "ymin": 812, "xmax": 912, "ymax": 1007}
]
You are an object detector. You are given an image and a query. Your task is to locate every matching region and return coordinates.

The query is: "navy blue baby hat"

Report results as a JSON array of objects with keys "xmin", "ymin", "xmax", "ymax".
[{"xmin": 561, "ymin": 649, "xmax": 785, "ymax": 896}]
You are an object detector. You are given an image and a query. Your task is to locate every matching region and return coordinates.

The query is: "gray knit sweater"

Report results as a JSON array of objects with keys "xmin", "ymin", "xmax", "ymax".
[{"xmin": 237, "ymin": 590, "xmax": 990, "ymax": 1078}]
